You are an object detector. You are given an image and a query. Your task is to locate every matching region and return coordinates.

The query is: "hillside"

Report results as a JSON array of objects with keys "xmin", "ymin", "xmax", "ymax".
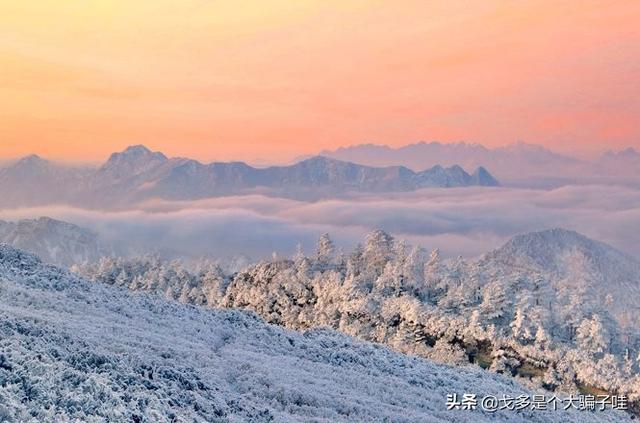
[
  {"xmin": 483, "ymin": 228, "xmax": 640, "ymax": 321},
  {"xmin": 0, "ymin": 217, "xmax": 105, "ymax": 267},
  {"xmin": 2, "ymin": 244, "xmax": 625, "ymax": 422},
  {"xmin": 75, "ymin": 229, "xmax": 640, "ymax": 408}
]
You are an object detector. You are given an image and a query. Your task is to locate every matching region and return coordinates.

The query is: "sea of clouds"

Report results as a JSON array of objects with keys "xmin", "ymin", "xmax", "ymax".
[{"xmin": 1, "ymin": 184, "xmax": 639, "ymax": 260}]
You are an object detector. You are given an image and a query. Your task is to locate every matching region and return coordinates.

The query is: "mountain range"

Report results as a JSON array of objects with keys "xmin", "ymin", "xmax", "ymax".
[
  {"xmin": 319, "ymin": 142, "xmax": 640, "ymax": 187},
  {"xmin": 0, "ymin": 145, "xmax": 499, "ymax": 208}
]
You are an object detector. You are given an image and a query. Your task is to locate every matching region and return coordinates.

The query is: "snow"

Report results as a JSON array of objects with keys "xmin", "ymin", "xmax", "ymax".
[
  {"xmin": 73, "ymin": 229, "xmax": 640, "ymax": 406},
  {"xmin": 0, "ymin": 244, "xmax": 630, "ymax": 422},
  {"xmin": 483, "ymin": 228, "xmax": 640, "ymax": 321}
]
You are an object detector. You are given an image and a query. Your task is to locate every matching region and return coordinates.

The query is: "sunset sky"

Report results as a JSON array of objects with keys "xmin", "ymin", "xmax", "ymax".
[{"xmin": 1, "ymin": 0, "xmax": 639, "ymax": 162}]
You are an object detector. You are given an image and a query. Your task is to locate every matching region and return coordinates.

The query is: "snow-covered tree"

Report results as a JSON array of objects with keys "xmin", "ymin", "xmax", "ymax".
[
  {"xmin": 315, "ymin": 233, "xmax": 335, "ymax": 271},
  {"xmin": 70, "ymin": 229, "xmax": 638, "ymax": 405},
  {"xmin": 576, "ymin": 315, "xmax": 609, "ymax": 357},
  {"xmin": 363, "ymin": 230, "xmax": 394, "ymax": 277}
]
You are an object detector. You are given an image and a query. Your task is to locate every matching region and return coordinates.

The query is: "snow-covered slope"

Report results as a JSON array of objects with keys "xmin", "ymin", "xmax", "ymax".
[
  {"xmin": 0, "ymin": 217, "xmax": 105, "ymax": 268},
  {"xmin": 482, "ymin": 228, "xmax": 640, "ymax": 319},
  {"xmin": 0, "ymin": 245, "xmax": 627, "ymax": 422}
]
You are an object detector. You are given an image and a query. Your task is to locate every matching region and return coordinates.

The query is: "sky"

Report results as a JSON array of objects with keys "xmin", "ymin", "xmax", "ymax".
[{"xmin": 1, "ymin": 0, "xmax": 639, "ymax": 163}]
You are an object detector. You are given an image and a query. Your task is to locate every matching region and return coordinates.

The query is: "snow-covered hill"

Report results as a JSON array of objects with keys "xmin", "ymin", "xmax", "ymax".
[
  {"xmin": 0, "ymin": 217, "xmax": 105, "ymax": 268},
  {"xmin": 2, "ymin": 244, "xmax": 627, "ymax": 422},
  {"xmin": 483, "ymin": 228, "xmax": 640, "ymax": 321},
  {"xmin": 74, "ymin": 229, "xmax": 640, "ymax": 410}
]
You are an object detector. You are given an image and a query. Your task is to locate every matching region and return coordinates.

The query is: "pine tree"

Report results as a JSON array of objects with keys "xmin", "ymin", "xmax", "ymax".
[
  {"xmin": 315, "ymin": 233, "xmax": 335, "ymax": 271},
  {"xmin": 423, "ymin": 249, "xmax": 442, "ymax": 301},
  {"xmin": 480, "ymin": 281, "xmax": 508, "ymax": 322},
  {"xmin": 576, "ymin": 315, "xmax": 608, "ymax": 357},
  {"xmin": 363, "ymin": 230, "xmax": 394, "ymax": 275}
]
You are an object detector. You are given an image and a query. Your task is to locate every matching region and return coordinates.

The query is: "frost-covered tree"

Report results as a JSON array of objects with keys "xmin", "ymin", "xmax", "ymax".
[
  {"xmin": 71, "ymin": 229, "xmax": 639, "ymax": 404},
  {"xmin": 576, "ymin": 315, "xmax": 609, "ymax": 357},
  {"xmin": 480, "ymin": 280, "xmax": 509, "ymax": 322},
  {"xmin": 315, "ymin": 233, "xmax": 335, "ymax": 271},
  {"xmin": 511, "ymin": 304, "xmax": 536, "ymax": 344},
  {"xmin": 293, "ymin": 243, "xmax": 305, "ymax": 263},
  {"xmin": 423, "ymin": 248, "xmax": 443, "ymax": 301},
  {"xmin": 363, "ymin": 230, "xmax": 394, "ymax": 276}
]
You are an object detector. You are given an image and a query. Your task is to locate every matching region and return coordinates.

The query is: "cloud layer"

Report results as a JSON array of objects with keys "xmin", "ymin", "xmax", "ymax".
[{"xmin": 1, "ymin": 184, "xmax": 639, "ymax": 260}]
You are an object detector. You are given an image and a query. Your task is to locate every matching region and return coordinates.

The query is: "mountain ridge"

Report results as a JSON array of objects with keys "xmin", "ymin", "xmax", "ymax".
[
  {"xmin": 0, "ymin": 145, "xmax": 500, "ymax": 207},
  {"xmin": 318, "ymin": 141, "xmax": 582, "ymax": 180},
  {"xmin": 318, "ymin": 141, "xmax": 640, "ymax": 186}
]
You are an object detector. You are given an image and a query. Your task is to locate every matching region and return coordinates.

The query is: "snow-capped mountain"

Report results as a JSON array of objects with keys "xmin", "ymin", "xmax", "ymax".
[
  {"xmin": 3, "ymin": 245, "xmax": 624, "ymax": 422},
  {"xmin": 0, "ymin": 217, "xmax": 105, "ymax": 267},
  {"xmin": 482, "ymin": 228, "xmax": 640, "ymax": 321}
]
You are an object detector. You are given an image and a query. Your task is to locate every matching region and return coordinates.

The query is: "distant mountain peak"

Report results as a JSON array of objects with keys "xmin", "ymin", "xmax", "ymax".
[
  {"xmin": 110, "ymin": 144, "xmax": 165, "ymax": 157},
  {"xmin": 116, "ymin": 144, "xmax": 167, "ymax": 160},
  {"xmin": 100, "ymin": 145, "xmax": 168, "ymax": 175},
  {"xmin": 472, "ymin": 166, "xmax": 500, "ymax": 186},
  {"xmin": 19, "ymin": 153, "xmax": 44, "ymax": 161},
  {"xmin": 300, "ymin": 155, "xmax": 337, "ymax": 164},
  {"xmin": 122, "ymin": 144, "xmax": 153, "ymax": 154},
  {"xmin": 14, "ymin": 154, "xmax": 49, "ymax": 167}
]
